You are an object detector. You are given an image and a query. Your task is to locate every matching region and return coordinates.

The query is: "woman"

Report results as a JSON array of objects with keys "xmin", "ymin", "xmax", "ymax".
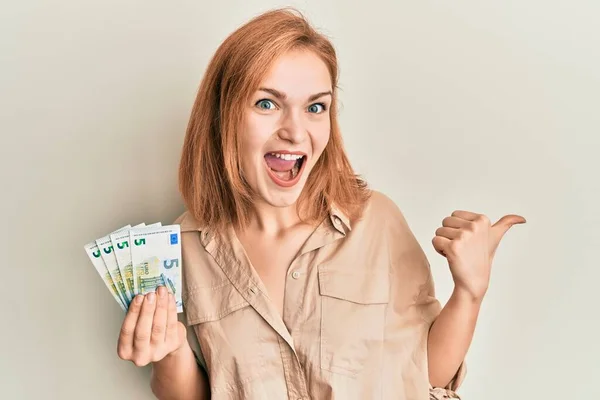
[{"xmin": 116, "ymin": 8, "xmax": 525, "ymax": 400}]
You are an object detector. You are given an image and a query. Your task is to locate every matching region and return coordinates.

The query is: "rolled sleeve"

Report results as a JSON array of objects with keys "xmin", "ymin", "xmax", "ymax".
[{"xmin": 428, "ymin": 361, "xmax": 466, "ymax": 399}]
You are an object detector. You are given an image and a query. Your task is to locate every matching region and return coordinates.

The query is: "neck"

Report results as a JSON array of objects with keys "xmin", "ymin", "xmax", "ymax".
[{"xmin": 242, "ymin": 200, "xmax": 303, "ymax": 238}]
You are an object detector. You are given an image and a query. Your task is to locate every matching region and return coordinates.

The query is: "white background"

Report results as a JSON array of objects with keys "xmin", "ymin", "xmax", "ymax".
[{"xmin": 2, "ymin": 1, "xmax": 598, "ymax": 398}]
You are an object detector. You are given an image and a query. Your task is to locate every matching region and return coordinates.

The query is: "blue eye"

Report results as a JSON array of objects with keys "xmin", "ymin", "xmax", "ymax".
[
  {"xmin": 308, "ymin": 103, "xmax": 326, "ymax": 114},
  {"xmin": 256, "ymin": 99, "xmax": 276, "ymax": 110}
]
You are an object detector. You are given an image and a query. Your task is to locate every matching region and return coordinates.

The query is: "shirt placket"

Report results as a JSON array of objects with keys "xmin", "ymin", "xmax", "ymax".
[
  {"xmin": 206, "ymin": 228, "xmax": 311, "ymax": 398},
  {"xmin": 280, "ymin": 219, "xmax": 349, "ymax": 399},
  {"xmin": 280, "ymin": 253, "xmax": 312, "ymax": 399},
  {"xmin": 206, "ymin": 219, "xmax": 348, "ymax": 400}
]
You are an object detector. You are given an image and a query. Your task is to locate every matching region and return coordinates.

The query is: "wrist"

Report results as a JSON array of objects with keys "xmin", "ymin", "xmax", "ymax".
[
  {"xmin": 169, "ymin": 340, "xmax": 192, "ymax": 360},
  {"xmin": 451, "ymin": 285, "xmax": 485, "ymax": 305},
  {"xmin": 154, "ymin": 341, "xmax": 191, "ymax": 368}
]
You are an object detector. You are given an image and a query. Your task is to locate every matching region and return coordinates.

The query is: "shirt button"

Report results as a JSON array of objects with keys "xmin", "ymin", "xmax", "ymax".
[
  {"xmin": 333, "ymin": 216, "xmax": 341, "ymax": 225},
  {"xmin": 292, "ymin": 271, "xmax": 300, "ymax": 279}
]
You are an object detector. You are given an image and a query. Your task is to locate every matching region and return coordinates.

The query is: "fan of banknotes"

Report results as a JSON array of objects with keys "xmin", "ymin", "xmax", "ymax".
[{"xmin": 83, "ymin": 223, "xmax": 183, "ymax": 313}]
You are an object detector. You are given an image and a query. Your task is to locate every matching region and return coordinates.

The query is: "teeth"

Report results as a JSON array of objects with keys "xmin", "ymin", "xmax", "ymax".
[{"xmin": 270, "ymin": 152, "xmax": 304, "ymax": 161}]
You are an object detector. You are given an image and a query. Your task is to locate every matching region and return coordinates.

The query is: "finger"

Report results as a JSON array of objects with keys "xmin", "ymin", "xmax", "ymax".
[
  {"xmin": 165, "ymin": 293, "xmax": 180, "ymax": 350},
  {"xmin": 435, "ymin": 226, "xmax": 462, "ymax": 240},
  {"xmin": 117, "ymin": 295, "xmax": 144, "ymax": 360},
  {"xmin": 490, "ymin": 214, "xmax": 527, "ymax": 249},
  {"xmin": 442, "ymin": 216, "xmax": 472, "ymax": 229},
  {"xmin": 492, "ymin": 214, "xmax": 527, "ymax": 230},
  {"xmin": 432, "ymin": 235, "xmax": 451, "ymax": 257},
  {"xmin": 451, "ymin": 210, "xmax": 479, "ymax": 221},
  {"xmin": 151, "ymin": 286, "xmax": 169, "ymax": 347},
  {"xmin": 133, "ymin": 292, "xmax": 157, "ymax": 356}
]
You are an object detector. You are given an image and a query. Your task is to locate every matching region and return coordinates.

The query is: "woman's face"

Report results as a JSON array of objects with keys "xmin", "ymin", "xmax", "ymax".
[{"xmin": 239, "ymin": 49, "xmax": 332, "ymax": 208}]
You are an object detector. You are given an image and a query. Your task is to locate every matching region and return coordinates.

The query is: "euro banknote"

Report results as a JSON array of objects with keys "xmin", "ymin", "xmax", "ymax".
[
  {"xmin": 84, "ymin": 225, "xmax": 131, "ymax": 311},
  {"xmin": 110, "ymin": 222, "xmax": 162, "ymax": 303},
  {"xmin": 97, "ymin": 223, "xmax": 146, "ymax": 307},
  {"xmin": 130, "ymin": 224, "xmax": 183, "ymax": 312}
]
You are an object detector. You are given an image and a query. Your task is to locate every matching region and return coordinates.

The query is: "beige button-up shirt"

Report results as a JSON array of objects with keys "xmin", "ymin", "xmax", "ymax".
[{"xmin": 175, "ymin": 190, "xmax": 466, "ymax": 399}]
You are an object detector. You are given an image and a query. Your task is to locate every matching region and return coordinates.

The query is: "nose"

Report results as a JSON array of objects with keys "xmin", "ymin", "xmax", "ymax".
[{"xmin": 276, "ymin": 109, "xmax": 307, "ymax": 144}]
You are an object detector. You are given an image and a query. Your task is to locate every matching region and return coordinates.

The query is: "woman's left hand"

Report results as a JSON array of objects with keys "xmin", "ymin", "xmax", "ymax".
[{"xmin": 432, "ymin": 210, "xmax": 526, "ymax": 301}]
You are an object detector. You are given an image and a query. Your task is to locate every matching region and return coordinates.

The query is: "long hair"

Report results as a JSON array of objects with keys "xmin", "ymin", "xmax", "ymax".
[{"xmin": 178, "ymin": 7, "xmax": 370, "ymax": 231}]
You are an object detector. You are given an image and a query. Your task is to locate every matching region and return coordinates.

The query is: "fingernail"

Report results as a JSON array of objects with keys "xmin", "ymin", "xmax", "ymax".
[
  {"xmin": 135, "ymin": 295, "xmax": 143, "ymax": 304},
  {"xmin": 157, "ymin": 286, "xmax": 166, "ymax": 297},
  {"xmin": 147, "ymin": 293, "xmax": 155, "ymax": 304}
]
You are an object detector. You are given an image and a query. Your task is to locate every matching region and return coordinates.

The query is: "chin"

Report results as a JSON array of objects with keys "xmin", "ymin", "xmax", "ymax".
[{"xmin": 260, "ymin": 183, "xmax": 305, "ymax": 208}]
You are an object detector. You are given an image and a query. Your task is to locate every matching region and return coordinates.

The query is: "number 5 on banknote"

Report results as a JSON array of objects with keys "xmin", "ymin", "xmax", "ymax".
[{"xmin": 130, "ymin": 225, "xmax": 183, "ymax": 312}]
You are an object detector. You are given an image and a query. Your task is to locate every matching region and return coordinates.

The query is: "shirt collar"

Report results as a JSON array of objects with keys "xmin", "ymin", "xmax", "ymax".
[
  {"xmin": 328, "ymin": 204, "xmax": 351, "ymax": 235},
  {"xmin": 177, "ymin": 203, "xmax": 351, "ymax": 238},
  {"xmin": 176, "ymin": 211, "xmax": 214, "ymax": 246}
]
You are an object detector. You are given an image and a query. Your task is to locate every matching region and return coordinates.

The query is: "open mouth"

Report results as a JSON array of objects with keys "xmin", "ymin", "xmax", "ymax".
[{"xmin": 264, "ymin": 152, "xmax": 307, "ymax": 187}]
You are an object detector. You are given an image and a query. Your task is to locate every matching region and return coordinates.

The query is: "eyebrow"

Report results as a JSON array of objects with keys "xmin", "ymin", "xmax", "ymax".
[{"xmin": 258, "ymin": 87, "xmax": 332, "ymax": 102}]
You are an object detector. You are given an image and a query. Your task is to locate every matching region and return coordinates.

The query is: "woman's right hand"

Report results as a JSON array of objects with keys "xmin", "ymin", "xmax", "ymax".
[{"xmin": 117, "ymin": 286, "xmax": 187, "ymax": 367}]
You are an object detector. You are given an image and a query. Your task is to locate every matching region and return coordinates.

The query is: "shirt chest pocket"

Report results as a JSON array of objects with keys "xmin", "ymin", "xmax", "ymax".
[
  {"xmin": 318, "ymin": 264, "xmax": 390, "ymax": 377},
  {"xmin": 184, "ymin": 283, "xmax": 269, "ymax": 393}
]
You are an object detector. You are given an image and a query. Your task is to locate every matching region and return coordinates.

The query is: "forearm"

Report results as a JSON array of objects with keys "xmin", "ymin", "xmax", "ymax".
[
  {"xmin": 427, "ymin": 287, "xmax": 482, "ymax": 388},
  {"xmin": 150, "ymin": 343, "xmax": 209, "ymax": 400}
]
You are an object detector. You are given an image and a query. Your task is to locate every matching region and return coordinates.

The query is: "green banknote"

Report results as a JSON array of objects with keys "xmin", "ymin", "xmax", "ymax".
[
  {"xmin": 130, "ymin": 224, "xmax": 183, "ymax": 312},
  {"xmin": 83, "ymin": 225, "xmax": 131, "ymax": 311},
  {"xmin": 97, "ymin": 223, "xmax": 146, "ymax": 307},
  {"xmin": 110, "ymin": 222, "xmax": 161, "ymax": 302}
]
